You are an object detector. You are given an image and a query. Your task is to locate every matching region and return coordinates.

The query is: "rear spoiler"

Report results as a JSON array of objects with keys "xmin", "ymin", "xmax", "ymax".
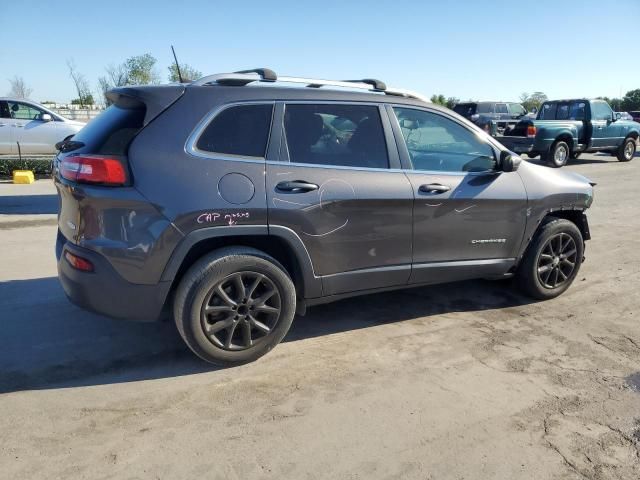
[{"xmin": 106, "ymin": 85, "xmax": 185, "ymax": 126}]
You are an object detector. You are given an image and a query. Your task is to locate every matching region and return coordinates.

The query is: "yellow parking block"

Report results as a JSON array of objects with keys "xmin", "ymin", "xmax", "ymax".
[{"xmin": 12, "ymin": 170, "xmax": 35, "ymax": 184}]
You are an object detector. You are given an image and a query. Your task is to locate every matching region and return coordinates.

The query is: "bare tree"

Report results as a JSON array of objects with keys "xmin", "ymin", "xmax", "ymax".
[
  {"xmin": 67, "ymin": 59, "xmax": 93, "ymax": 107},
  {"xmin": 8, "ymin": 76, "xmax": 33, "ymax": 98}
]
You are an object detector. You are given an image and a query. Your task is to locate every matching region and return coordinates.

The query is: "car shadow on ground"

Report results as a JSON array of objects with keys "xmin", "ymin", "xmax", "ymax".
[
  {"xmin": 0, "ymin": 194, "xmax": 58, "ymax": 214},
  {"xmin": 0, "ymin": 276, "xmax": 535, "ymax": 394}
]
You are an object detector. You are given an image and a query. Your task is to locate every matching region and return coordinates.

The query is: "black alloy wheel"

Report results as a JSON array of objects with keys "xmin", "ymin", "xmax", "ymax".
[{"xmin": 201, "ymin": 272, "xmax": 281, "ymax": 350}]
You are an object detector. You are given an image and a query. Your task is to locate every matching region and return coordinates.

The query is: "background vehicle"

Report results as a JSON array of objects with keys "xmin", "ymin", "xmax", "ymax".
[
  {"xmin": 616, "ymin": 112, "xmax": 634, "ymax": 121},
  {"xmin": 453, "ymin": 101, "xmax": 529, "ymax": 134},
  {"xmin": 0, "ymin": 98, "xmax": 84, "ymax": 154},
  {"xmin": 630, "ymin": 111, "xmax": 640, "ymax": 122},
  {"xmin": 501, "ymin": 99, "xmax": 640, "ymax": 167},
  {"xmin": 53, "ymin": 69, "xmax": 594, "ymax": 365}
]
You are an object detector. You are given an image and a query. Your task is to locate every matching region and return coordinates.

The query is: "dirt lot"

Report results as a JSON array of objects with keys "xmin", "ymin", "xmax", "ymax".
[{"xmin": 1, "ymin": 153, "xmax": 639, "ymax": 480}]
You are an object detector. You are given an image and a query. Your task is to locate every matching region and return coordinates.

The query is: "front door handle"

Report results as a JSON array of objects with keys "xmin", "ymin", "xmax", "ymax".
[
  {"xmin": 276, "ymin": 180, "xmax": 319, "ymax": 193},
  {"xmin": 13, "ymin": 124, "xmax": 24, "ymax": 128},
  {"xmin": 419, "ymin": 183, "xmax": 451, "ymax": 194}
]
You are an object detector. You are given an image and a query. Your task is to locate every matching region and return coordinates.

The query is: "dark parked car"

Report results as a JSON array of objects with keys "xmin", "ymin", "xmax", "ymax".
[
  {"xmin": 54, "ymin": 69, "xmax": 594, "ymax": 365},
  {"xmin": 453, "ymin": 101, "xmax": 529, "ymax": 134},
  {"xmin": 501, "ymin": 99, "xmax": 640, "ymax": 167},
  {"xmin": 629, "ymin": 111, "xmax": 640, "ymax": 122}
]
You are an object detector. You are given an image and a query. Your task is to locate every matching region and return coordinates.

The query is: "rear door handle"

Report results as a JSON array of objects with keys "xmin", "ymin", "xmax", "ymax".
[
  {"xmin": 276, "ymin": 180, "xmax": 319, "ymax": 193},
  {"xmin": 419, "ymin": 183, "xmax": 451, "ymax": 194}
]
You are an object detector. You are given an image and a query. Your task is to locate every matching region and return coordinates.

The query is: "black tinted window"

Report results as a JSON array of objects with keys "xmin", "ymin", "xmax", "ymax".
[
  {"xmin": 495, "ymin": 104, "xmax": 508, "ymax": 114},
  {"xmin": 453, "ymin": 103, "xmax": 476, "ymax": 117},
  {"xmin": 476, "ymin": 103, "xmax": 493, "ymax": 114},
  {"xmin": 197, "ymin": 104, "xmax": 273, "ymax": 157},
  {"xmin": 284, "ymin": 104, "xmax": 388, "ymax": 169},
  {"xmin": 538, "ymin": 103, "xmax": 557, "ymax": 119},
  {"xmin": 394, "ymin": 107, "xmax": 496, "ymax": 173},
  {"xmin": 73, "ymin": 104, "xmax": 146, "ymax": 155}
]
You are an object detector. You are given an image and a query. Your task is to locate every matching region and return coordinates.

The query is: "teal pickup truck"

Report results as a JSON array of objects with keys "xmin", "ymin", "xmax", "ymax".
[{"xmin": 500, "ymin": 98, "xmax": 640, "ymax": 167}]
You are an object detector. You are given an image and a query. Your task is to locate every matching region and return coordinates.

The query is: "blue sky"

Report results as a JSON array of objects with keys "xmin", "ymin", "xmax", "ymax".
[{"xmin": 1, "ymin": 0, "xmax": 637, "ymax": 103}]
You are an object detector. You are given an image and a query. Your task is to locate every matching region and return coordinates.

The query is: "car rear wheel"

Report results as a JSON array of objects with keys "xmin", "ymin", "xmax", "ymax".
[
  {"xmin": 543, "ymin": 141, "xmax": 570, "ymax": 168},
  {"xmin": 516, "ymin": 218, "xmax": 584, "ymax": 300},
  {"xmin": 173, "ymin": 247, "xmax": 296, "ymax": 365},
  {"xmin": 571, "ymin": 151, "xmax": 581, "ymax": 159},
  {"xmin": 617, "ymin": 137, "xmax": 636, "ymax": 162}
]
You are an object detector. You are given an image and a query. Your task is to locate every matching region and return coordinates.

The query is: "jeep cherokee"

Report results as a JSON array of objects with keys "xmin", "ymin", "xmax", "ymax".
[{"xmin": 53, "ymin": 68, "xmax": 595, "ymax": 365}]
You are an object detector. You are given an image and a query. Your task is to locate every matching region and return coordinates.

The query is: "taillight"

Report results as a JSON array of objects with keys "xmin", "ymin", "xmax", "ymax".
[
  {"xmin": 64, "ymin": 251, "xmax": 94, "ymax": 272},
  {"xmin": 60, "ymin": 155, "xmax": 127, "ymax": 186},
  {"xmin": 527, "ymin": 125, "xmax": 537, "ymax": 138}
]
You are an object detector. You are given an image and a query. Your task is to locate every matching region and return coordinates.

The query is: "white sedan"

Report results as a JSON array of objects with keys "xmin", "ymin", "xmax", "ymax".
[{"xmin": 0, "ymin": 98, "xmax": 85, "ymax": 154}]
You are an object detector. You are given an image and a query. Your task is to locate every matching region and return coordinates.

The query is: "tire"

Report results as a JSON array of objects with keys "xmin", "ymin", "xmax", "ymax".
[
  {"xmin": 543, "ymin": 141, "xmax": 570, "ymax": 168},
  {"xmin": 571, "ymin": 151, "xmax": 581, "ymax": 160},
  {"xmin": 616, "ymin": 137, "xmax": 636, "ymax": 162},
  {"xmin": 516, "ymin": 218, "xmax": 584, "ymax": 300},
  {"xmin": 173, "ymin": 247, "xmax": 296, "ymax": 366},
  {"xmin": 526, "ymin": 153, "xmax": 538, "ymax": 159}
]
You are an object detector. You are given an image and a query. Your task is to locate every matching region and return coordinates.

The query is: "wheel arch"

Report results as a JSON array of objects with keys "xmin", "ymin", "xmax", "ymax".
[{"xmin": 161, "ymin": 226, "xmax": 322, "ymax": 302}]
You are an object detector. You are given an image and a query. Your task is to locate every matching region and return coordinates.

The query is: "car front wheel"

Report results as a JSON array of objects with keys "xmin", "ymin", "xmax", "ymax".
[
  {"xmin": 173, "ymin": 247, "xmax": 296, "ymax": 365},
  {"xmin": 617, "ymin": 137, "xmax": 636, "ymax": 162},
  {"xmin": 516, "ymin": 218, "xmax": 584, "ymax": 300}
]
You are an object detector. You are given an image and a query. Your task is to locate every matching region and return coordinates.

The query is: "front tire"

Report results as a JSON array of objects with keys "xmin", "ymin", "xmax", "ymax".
[
  {"xmin": 617, "ymin": 137, "xmax": 636, "ymax": 162},
  {"xmin": 516, "ymin": 218, "xmax": 584, "ymax": 300},
  {"xmin": 173, "ymin": 247, "xmax": 296, "ymax": 366},
  {"xmin": 543, "ymin": 141, "xmax": 570, "ymax": 168}
]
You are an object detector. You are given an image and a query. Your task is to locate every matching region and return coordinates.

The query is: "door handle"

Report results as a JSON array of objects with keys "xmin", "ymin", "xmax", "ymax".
[
  {"xmin": 419, "ymin": 183, "xmax": 451, "ymax": 194},
  {"xmin": 13, "ymin": 124, "xmax": 24, "ymax": 128},
  {"xmin": 276, "ymin": 180, "xmax": 319, "ymax": 193}
]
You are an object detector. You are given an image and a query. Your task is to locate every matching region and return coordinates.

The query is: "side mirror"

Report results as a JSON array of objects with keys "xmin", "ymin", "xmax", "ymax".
[
  {"xmin": 500, "ymin": 150, "xmax": 521, "ymax": 172},
  {"xmin": 41, "ymin": 113, "xmax": 53, "ymax": 122}
]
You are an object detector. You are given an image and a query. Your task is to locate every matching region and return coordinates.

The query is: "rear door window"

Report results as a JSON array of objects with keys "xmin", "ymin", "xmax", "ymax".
[
  {"xmin": 476, "ymin": 103, "xmax": 493, "ymax": 114},
  {"xmin": 196, "ymin": 104, "xmax": 273, "ymax": 158},
  {"xmin": 283, "ymin": 104, "xmax": 389, "ymax": 169}
]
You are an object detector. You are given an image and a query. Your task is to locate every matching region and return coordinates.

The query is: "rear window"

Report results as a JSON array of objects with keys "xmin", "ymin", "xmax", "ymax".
[
  {"xmin": 196, "ymin": 104, "xmax": 273, "ymax": 157},
  {"xmin": 72, "ymin": 104, "xmax": 146, "ymax": 155},
  {"xmin": 453, "ymin": 103, "xmax": 476, "ymax": 117}
]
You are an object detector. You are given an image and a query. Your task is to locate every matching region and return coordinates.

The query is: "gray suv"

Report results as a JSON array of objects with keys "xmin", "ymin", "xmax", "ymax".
[{"xmin": 53, "ymin": 69, "xmax": 594, "ymax": 365}]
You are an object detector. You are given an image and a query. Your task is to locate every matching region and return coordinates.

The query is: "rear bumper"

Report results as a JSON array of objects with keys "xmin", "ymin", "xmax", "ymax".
[
  {"xmin": 56, "ymin": 231, "xmax": 171, "ymax": 322},
  {"xmin": 496, "ymin": 135, "xmax": 535, "ymax": 153}
]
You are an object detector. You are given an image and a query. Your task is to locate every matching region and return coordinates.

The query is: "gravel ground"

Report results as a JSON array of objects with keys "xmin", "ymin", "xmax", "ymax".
[{"xmin": 0, "ymin": 152, "xmax": 639, "ymax": 480}]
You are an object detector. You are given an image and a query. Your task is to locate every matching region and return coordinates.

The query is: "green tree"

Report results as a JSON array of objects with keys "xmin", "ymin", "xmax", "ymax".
[
  {"xmin": 125, "ymin": 53, "xmax": 160, "ymax": 85},
  {"xmin": 520, "ymin": 92, "xmax": 548, "ymax": 111},
  {"xmin": 430, "ymin": 94, "xmax": 447, "ymax": 106},
  {"xmin": 71, "ymin": 94, "xmax": 94, "ymax": 106},
  {"xmin": 621, "ymin": 89, "xmax": 640, "ymax": 111},
  {"xmin": 168, "ymin": 63, "xmax": 202, "ymax": 82},
  {"xmin": 98, "ymin": 53, "xmax": 160, "ymax": 105},
  {"xmin": 445, "ymin": 97, "xmax": 459, "ymax": 109}
]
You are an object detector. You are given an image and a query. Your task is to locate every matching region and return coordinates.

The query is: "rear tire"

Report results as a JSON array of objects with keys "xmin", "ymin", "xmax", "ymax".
[
  {"xmin": 173, "ymin": 247, "xmax": 296, "ymax": 366},
  {"xmin": 571, "ymin": 151, "xmax": 581, "ymax": 160},
  {"xmin": 526, "ymin": 153, "xmax": 538, "ymax": 159},
  {"xmin": 543, "ymin": 141, "xmax": 570, "ymax": 168},
  {"xmin": 516, "ymin": 218, "xmax": 583, "ymax": 300},
  {"xmin": 617, "ymin": 137, "xmax": 636, "ymax": 162}
]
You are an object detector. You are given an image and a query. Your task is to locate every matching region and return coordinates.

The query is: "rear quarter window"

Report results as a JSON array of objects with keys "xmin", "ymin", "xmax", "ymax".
[{"xmin": 195, "ymin": 104, "xmax": 273, "ymax": 157}]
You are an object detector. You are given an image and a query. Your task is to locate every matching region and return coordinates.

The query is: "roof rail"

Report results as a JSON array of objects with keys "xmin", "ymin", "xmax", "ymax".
[{"xmin": 191, "ymin": 69, "xmax": 429, "ymax": 103}]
